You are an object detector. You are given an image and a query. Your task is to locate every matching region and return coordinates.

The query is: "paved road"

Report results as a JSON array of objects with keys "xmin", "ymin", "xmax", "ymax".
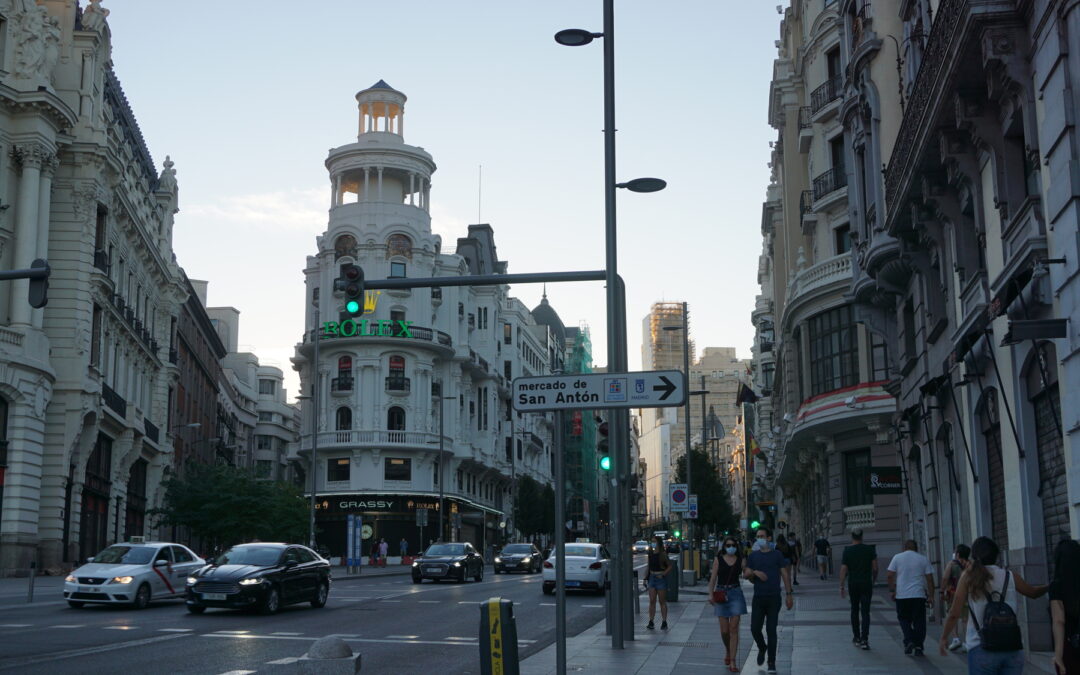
[{"xmin": 0, "ymin": 558, "xmax": 648, "ymax": 674}]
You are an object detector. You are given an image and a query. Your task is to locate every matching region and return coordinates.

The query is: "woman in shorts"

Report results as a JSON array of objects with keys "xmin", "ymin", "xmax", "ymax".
[
  {"xmin": 709, "ymin": 536, "xmax": 748, "ymax": 672},
  {"xmin": 645, "ymin": 536, "xmax": 672, "ymax": 630}
]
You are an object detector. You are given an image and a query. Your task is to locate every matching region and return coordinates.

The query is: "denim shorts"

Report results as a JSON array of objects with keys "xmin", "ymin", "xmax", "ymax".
[
  {"xmin": 967, "ymin": 646, "xmax": 1024, "ymax": 675},
  {"xmin": 713, "ymin": 585, "xmax": 747, "ymax": 617},
  {"xmin": 648, "ymin": 574, "xmax": 668, "ymax": 591}
]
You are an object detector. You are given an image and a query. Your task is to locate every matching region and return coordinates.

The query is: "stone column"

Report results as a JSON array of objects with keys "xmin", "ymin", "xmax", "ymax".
[
  {"xmin": 363, "ymin": 168, "xmax": 370, "ymax": 201},
  {"xmin": 423, "ymin": 179, "xmax": 430, "ymax": 212},
  {"xmin": 10, "ymin": 144, "xmax": 48, "ymax": 326},
  {"xmin": 397, "ymin": 108, "xmax": 404, "ymax": 136},
  {"xmin": 409, "ymin": 172, "xmax": 416, "ymax": 206},
  {"xmin": 32, "ymin": 156, "xmax": 58, "ymax": 329},
  {"xmin": 377, "ymin": 167, "xmax": 383, "ymax": 202}
]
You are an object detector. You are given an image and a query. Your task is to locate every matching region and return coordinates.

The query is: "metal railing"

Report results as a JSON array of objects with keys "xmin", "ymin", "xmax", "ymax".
[
  {"xmin": 331, "ymin": 376, "xmax": 354, "ymax": 392},
  {"xmin": 812, "ymin": 166, "xmax": 847, "ymax": 200},
  {"xmin": 385, "ymin": 376, "xmax": 411, "ymax": 392},
  {"xmin": 800, "ymin": 190, "xmax": 815, "ymax": 216},
  {"xmin": 93, "ymin": 249, "xmax": 110, "ymax": 274},
  {"xmin": 144, "ymin": 419, "xmax": 159, "ymax": 443},
  {"xmin": 798, "ymin": 106, "xmax": 812, "ymax": 129},
  {"xmin": 102, "ymin": 382, "xmax": 127, "ymax": 418},
  {"xmin": 810, "ymin": 74, "xmax": 842, "ymax": 114}
]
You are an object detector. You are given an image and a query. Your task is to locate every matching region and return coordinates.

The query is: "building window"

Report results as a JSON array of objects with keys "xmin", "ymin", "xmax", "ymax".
[
  {"xmin": 979, "ymin": 391, "xmax": 1008, "ymax": 550},
  {"xmin": 259, "ymin": 379, "xmax": 276, "ymax": 396},
  {"xmin": 870, "ymin": 334, "xmax": 890, "ymax": 381},
  {"xmin": 387, "ymin": 234, "xmax": 412, "ymax": 259},
  {"xmin": 336, "ymin": 407, "xmax": 352, "ymax": 431},
  {"xmin": 807, "ymin": 305, "xmax": 859, "ymax": 396},
  {"xmin": 433, "ymin": 460, "xmax": 440, "ymax": 486},
  {"xmin": 124, "ymin": 459, "xmax": 147, "ymax": 540},
  {"xmin": 389, "ymin": 261, "xmax": 407, "ymax": 278},
  {"xmin": 334, "ymin": 234, "xmax": 357, "ymax": 261},
  {"xmin": 761, "ymin": 363, "xmax": 775, "ymax": 392},
  {"xmin": 387, "ymin": 406, "xmax": 405, "ymax": 431},
  {"xmin": 504, "ymin": 323, "xmax": 512, "ymax": 345},
  {"xmin": 834, "ymin": 224, "xmax": 851, "ymax": 254},
  {"xmin": 902, "ymin": 298, "xmax": 917, "ymax": 360},
  {"xmin": 390, "ymin": 309, "xmax": 406, "ymax": 324},
  {"xmin": 257, "ymin": 435, "xmax": 272, "ymax": 450},
  {"xmin": 843, "ymin": 449, "xmax": 872, "ymax": 506},
  {"xmin": 258, "ymin": 411, "xmax": 274, "ymax": 423},
  {"xmin": 91, "ymin": 304, "xmax": 102, "ymax": 367},
  {"xmin": 384, "ymin": 457, "xmax": 411, "ymax": 481},
  {"xmin": 517, "ymin": 439, "xmax": 522, "ymax": 461},
  {"xmin": 327, "ymin": 457, "xmax": 350, "ymax": 482}
]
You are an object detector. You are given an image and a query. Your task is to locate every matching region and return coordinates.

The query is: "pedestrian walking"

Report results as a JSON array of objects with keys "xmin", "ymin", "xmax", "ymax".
[
  {"xmin": 745, "ymin": 527, "xmax": 793, "ymax": 674},
  {"xmin": 888, "ymin": 539, "xmax": 934, "ymax": 656},
  {"xmin": 790, "ymin": 533, "xmax": 803, "ymax": 586},
  {"xmin": 839, "ymin": 528, "xmax": 877, "ymax": 649},
  {"xmin": 378, "ymin": 538, "xmax": 389, "ymax": 567},
  {"xmin": 708, "ymin": 536, "xmax": 748, "ymax": 672},
  {"xmin": 814, "ymin": 534, "xmax": 831, "ymax": 580},
  {"xmin": 939, "ymin": 536, "xmax": 1048, "ymax": 673},
  {"xmin": 1050, "ymin": 538, "xmax": 1080, "ymax": 675},
  {"xmin": 399, "ymin": 537, "xmax": 409, "ymax": 559},
  {"xmin": 943, "ymin": 543, "xmax": 972, "ymax": 652},
  {"xmin": 645, "ymin": 535, "xmax": 672, "ymax": 630},
  {"xmin": 775, "ymin": 534, "xmax": 793, "ymax": 566}
]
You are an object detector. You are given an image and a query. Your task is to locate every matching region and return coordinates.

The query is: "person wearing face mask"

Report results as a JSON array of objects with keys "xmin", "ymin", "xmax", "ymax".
[
  {"xmin": 744, "ymin": 527, "xmax": 793, "ymax": 674},
  {"xmin": 709, "ymin": 536, "xmax": 748, "ymax": 672}
]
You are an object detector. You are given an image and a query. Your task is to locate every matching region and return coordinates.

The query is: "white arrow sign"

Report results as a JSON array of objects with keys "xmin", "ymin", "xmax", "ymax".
[{"xmin": 512, "ymin": 370, "xmax": 687, "ymax": 412}]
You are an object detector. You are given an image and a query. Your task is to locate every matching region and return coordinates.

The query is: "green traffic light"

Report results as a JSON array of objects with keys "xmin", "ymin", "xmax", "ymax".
[
  {"xmin": 345, "ymin": 300, "xmax": 361, "ymax": 314},
  {"xmin": 599, "ymin": 456, "xmax": 611, "ymax": 471},
  {"xmin": 673, "ymin": 530, "xmax": 681, "ymax": 538},
  {"xmin": 751, "ymin": 520, "xmax": 761, "ymax": 530}
]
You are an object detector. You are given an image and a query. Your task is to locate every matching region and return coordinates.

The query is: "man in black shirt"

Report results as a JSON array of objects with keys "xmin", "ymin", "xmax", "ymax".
[
  {"xmin": 814, "ymin": 536, "xmax": 831, "ymax": 580},
  {"xmin": 839, "ymin": 529, "xmax": 878, "ymax": 649}
]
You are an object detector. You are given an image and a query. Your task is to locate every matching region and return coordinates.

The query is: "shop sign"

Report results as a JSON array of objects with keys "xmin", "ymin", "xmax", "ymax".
[
  {"xmin": 321, "ymin": 319, "xmax": 413, "ymax": 339},
  {"xmin": 867, "ymin": 466, "xmax": 903, "ymax": 494},
  {"xmin": 315, "ymin": 495, "xmax": 460, "ymax": 514}
]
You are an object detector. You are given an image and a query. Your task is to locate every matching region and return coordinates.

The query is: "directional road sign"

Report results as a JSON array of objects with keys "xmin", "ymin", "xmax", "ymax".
[
  {"xmin": 669, "ymin": 483, "xmax": 689, "ymax": 513},
  {"xmin": 687, "ymin": 494, "xmax": 698, "ymax": 520},
  {"xmin": 512, "ymin": 370, "xmax": 686, "ymax": 412}
]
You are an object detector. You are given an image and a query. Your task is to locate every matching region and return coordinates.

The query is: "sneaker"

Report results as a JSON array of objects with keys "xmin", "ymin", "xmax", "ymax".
[
  {"xmin": 794, "ymin": 580, "xmax": 800, "ymax": 585},
  {"xmin": 904, "ymin": 643, "xmax": 914, "ymax": 655},
  {"xmin": 767, "ymin": 664, "xmax": 777, "ymax": 673},
  {"xmin": 852, "ymin": 636, "xmax": 860, "ymax": 645},
  {"xmin": 660, "ymin": 621, "xmax": 668, "ymax": 630},
  {"xmin": 646, "ymin": 621, "xmax": 654, "ymax": 630},
  {"xmin": 860, "ymin": 640, "xmax": 870, "ymax": 650},
  {"xmin": 913, "ymin": 647, "xmax": 924, "ymax": 657},
  {"xmin": 947, "ymin": 637, "xmax": 962, "ymax": 652},
  {"xmin": 757, "ymin": 649, "xmax": 766, "ymax": 666}
]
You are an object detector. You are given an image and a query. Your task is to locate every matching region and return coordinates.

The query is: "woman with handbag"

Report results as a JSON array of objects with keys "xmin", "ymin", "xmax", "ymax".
[
  {"xmin": 1051, "ymin": 538, "xmax": 1080, "ymax": 674},
  {"xmin": 709, "ymin": 536, "xmax": 748, "ymax": 672}
]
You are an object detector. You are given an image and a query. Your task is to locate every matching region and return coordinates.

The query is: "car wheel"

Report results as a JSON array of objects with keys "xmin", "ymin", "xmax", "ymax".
[
  {"xmin": 412, "ymin": 575, "xmax": 422, "ymax": 584},
  {"xmin": 186, "ymin": 604, "xmax": 206, "ymax": 614},
  {"xmin": 494, "ymin": 568, "xmax": 500, "ymax": 575},
  {"xmin": 310, "ymin": 581, "xmax": 329, "ymax": 608},
  {"xmin": 132, "ymin": 583, "xmax": 151, "ymax": 610},
  {"xmin": 474, "ymin": 566, "xmax": 483, "ymax": 582},
  {"xmin": 260, "ymin": 586, "xmax": 280, "ymax": 615},
  {"xmin": 543, "ymin": 584, "xmax": 554, "ymax": 595},
  {"xmin": 67, "ymin": 601, "xmax": 85, "ymax": 609}
]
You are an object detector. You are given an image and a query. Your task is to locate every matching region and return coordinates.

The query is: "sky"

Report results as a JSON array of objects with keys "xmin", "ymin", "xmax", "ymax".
[{"xmin": 104, "ymin": 1, "xmax": 780, "ymax": 401}]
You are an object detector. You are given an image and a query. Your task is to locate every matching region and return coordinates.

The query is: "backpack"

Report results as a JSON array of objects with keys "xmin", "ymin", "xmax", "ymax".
[{"xmin": 969, "ymin": 570, "xmax": 1023, "ymax": 652}]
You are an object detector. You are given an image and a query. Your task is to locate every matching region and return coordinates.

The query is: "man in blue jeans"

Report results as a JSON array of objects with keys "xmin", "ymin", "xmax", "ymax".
[{"xmin": 745, "ymin": 527, "xmax": 793, "ymax": 673}]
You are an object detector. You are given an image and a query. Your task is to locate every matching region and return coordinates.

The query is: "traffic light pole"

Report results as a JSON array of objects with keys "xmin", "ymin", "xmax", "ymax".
[
  {"xmin": 680, "ymin": 302, "xmax": 694, "ymax": 585},
  {"xmin": 0, "ymin": 259, "xmax": 50, "ymax": 308}
]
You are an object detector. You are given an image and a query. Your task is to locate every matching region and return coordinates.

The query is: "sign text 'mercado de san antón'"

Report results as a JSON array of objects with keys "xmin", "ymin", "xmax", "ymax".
[{"xmin": 511, "ymin": 370, "xmax": 687, "ymax": 412}]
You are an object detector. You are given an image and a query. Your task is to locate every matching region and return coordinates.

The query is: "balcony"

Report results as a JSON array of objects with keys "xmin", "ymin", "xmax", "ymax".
[
  {"xmin": 301, "ymin": 429, "xmax": 449, "ymax": 451},
  {"xmin": 168, "ymin": 348, "xmax": 178, "ymax": 365},
  {"xmin": 850, "ymin": 3, "xmax": 871, "ymax": 51},
  {"xmin": 93, "ymin": 249, "xmax": 111, "ymax": 275},
  {"xmin": 303, "ymin": 324, "xmax": 452, "ymax": 350},
  {"xmin": 812, "ymin": 166, "xmax": 847, "ymax": 201},
  {"xmin": 810, "ymin": 74, "xmax": 842, "ymax": 115},
  {"xmin": 800, "ymin": 190, "xmax": 817, "ymax": 233},
  {"xmin": 102, "ymin": 382, "xmax": 127, "ymax": 418},
  {"xmin": 385, "ymin": 376, "xmax": 410, "ymax": 393},
  {"xmin": 331, "ymin": 376, "xmax": 354, "ymax": 394},
  {"xmin": 759, "ymin": 340, "xmax": 773, "ymax": 353},
  {"xmin": 144, "ymin": 419, "xmax": 159, "ymax": 444},
  {"xmin": 994, "ymin": 196, "xmax": 1047, "ymax": 299},
  {"xmin": 788, "ymin": 253, "xmax": 852, "ymax": 310},
  {"xmin": 843, "ymin": 504, "xmax": 875, "ymax": 531},
  {"xmin": 798, "ymin": 107, "xmax": 813, "ymax": 153}
]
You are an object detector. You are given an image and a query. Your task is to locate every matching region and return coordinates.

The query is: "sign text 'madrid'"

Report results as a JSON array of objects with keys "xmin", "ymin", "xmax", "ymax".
[{"xmin": 322, "ymin": 319, "xmax": 414, "ymax": 339}]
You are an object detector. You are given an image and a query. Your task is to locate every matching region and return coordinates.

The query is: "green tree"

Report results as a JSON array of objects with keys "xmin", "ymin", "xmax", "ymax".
[
  {"xmin": 150, "ymin": 463, "xmax": 309, "ymax": 551},
  {"xmin": 673, "ymin": 445, "xmax": 738, "ymax": 538},
  {"xmin": 513, "ymin": 475, "xmax": 556, "ymax": 539}
]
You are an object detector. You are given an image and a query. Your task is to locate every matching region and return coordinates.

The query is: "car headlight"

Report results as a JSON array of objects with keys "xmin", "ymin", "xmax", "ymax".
[
  {"xmin": 109, "ymin": 576, "xmax": 134, "ymax": 584},
  {"xmin": 452, "ymin": 561, "xmax": 462, "ymax": 567},
  {"xmin": 521, "ymin": 555, "xmax": 531, "ymax": 562},
  {"xmin": 494, "ymin": 557, "xmax": 502, "ymax": 563},
  {"xmin": 238, "ymin": 577, "xmax": 264, "ymax": 585},
  {"xmin": 186, "ymin": 576, "xmax": 198, "ymax": 585},
  {"xmin": 412, "ymin": 561, "xmax": 420, "ymax": 567},
  {"xmin": 65, "ymin": 574, "xmax": 76, "ymax": 583}
]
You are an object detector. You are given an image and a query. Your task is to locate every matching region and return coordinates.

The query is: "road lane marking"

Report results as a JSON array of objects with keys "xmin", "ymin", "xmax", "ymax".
[
  {"xmin": 270, "ymin": 631, "xmax": 302, "ymax": 636},
  {"xmin": 582, "ymin": 604, "xmax": 603, "ymax": 607},
  {"xmin": 265, "ymin": 658, "xmax": 300, "ymax": 665},
  {"xmin": 0, "ymin": 624, "xmax": 32, "ymax": 628},
  {"xmin": 446, "ymin": 636, "xmax": 478, "ymax": 641},
  {"xmin": 103, "ymin": 625, "xmax": 136, "ymax": 630},
  {"xmin": 386, "ymin": 635, "xmax": 418, "ymax": 639},
  {"xmin": 518, "ymin": 639, "xmax": 538, "ymax": 644},
  {"xmin": 216, "ymin": 671, "xmax": 256, "ymax": 675},
  {"xmin": 203, "ymin": 634, "xmax": 476, "ymax": 647},
  {"xmin": 540, "ymin": 603, "xmax": 555, "ymax": 606},
  {"xmin": 457, "ymin": 601, "xmax": 480, "ymax": 605},
  {"xmin": 159, "ymin": 628, "xmax": 193, "ymax": 632},
  {"xmin": 48, "ymin": 624, "xmax": 85, "ymax": 628},
  {"xmin": 213, "ymin": 630, "xmax": 251, "ymax": 634},
  {"xmin": 0, "ymin": 633, "xmax": 190, "ymax": 669}
]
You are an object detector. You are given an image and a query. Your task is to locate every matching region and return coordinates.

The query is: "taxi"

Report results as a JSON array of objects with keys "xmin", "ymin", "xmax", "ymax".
[{"xmin": 64, "ymin": 540, "xmax": 204, "ymax": 609}]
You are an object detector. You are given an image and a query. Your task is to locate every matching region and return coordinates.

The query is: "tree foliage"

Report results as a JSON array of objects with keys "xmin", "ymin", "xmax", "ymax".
[
  {"xmin": 150, "ymin": 463, "xmax": 309, "ymax": 551},
  {"xmin": 513, "ymin": 475, "xmax": 555, "ymax": 538},
  {"xmin": 673, "ymin": 445, "xmax": 739, "ymax": 537}
]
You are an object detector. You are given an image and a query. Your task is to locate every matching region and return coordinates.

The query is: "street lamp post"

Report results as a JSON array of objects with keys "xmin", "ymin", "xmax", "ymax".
[
  {"xmin": 555, "ymin": 1, "xmax": 667, "ymax": 646},
  {"xmin": 296, "ymin": 325, "xmax": 321, "ymax": 552},
  {"xmin": 435, "ymin": 391, "xmax": 456, "ymax": 544}
]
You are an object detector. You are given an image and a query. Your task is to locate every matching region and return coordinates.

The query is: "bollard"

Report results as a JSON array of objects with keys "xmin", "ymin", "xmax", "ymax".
[
  {"xmin": 667, "ymin": 557, "xmax": 680, "ymax": 603},
  {"xmin": 633, "ymin": 570, "xmax": 641, "ymax": 614},
  {"xmin": 479, "ymin": 597, "xmax": 519, "ymax": 675},
  {"xmin": 605, "ymin": 582, "xmax": 612, "ymax": 635},
  {"xmin": 297, "ymin": 636, "xmax": 361, "ymax": 674},
  {"xmin": 26, "ymin": 560, "xmax": 36, "ymax": 603}
]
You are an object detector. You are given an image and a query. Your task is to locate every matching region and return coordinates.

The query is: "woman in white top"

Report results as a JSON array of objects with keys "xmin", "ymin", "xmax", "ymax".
[{"xmin": 939, "ymin": 536, "xmax": 1047, "ymax": 674}]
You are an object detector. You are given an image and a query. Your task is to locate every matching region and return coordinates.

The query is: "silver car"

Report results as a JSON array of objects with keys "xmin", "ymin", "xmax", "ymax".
[{"xmin": 64, "ymin": 541, "xmax": 205, "ymax": 609}]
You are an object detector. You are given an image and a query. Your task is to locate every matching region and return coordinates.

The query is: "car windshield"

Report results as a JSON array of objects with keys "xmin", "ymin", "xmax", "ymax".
[
  {"xmin": 635, "ymin": 541, "xmax": 648, "ymax": 546},
  {"xmin": 425, "ymin": 544, "xmax": 465, "ymax": 556},
  {"xmin": 501, "ymin": 545, "xmax": 532, "ymax": 554},
  {"xmin": 214, "ymin": 546, "xmax": 283, "ymax": 566},
  {"xmin": 562, "ymin": 546, "xmax": 597, "ymax": 558},
  {"xmin": 91, "ymin": 545, "xmax": 156, "ymax": 565}
]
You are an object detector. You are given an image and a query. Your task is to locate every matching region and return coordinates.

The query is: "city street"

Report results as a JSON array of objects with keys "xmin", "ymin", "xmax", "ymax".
[{"xmin": 0, "ymin": 560, "xmax": 646, "ymax": 674}]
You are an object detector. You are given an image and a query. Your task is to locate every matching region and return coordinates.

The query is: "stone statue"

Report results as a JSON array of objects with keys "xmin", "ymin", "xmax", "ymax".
[
  {"xmin": 81, "ymin": 0, "xmax": 110, "ymax": 32},
  {"xmin": 158, "ymin": 155, "xmax": 177, "ymax": 192},
  {"xmin": 11, "ymin": 1, "xmax": 61, "ymax": 84}
]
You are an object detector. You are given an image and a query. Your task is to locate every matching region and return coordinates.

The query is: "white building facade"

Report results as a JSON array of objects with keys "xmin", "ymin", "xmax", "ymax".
[{"xmin": 292, "ymin": 82, "xmax": 555, "ymax": 560}]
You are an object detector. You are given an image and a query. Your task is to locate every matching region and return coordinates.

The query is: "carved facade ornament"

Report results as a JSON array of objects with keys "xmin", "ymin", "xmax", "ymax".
[
  {"xmin": 157, "ymin": 155, "xmax": 177, "ymax": 192},
  {"xmin": 80, "ymin": 0, "xmax": 110, "ymax": 33},
  {"xmin": 12, "ymin": 0, "xmax": 61, "ymax": 84},
  {"xmin": 71, "ymin": 183, "xmax": 107, "ymax": 222},
  {"xmin": 11, "ymin": 142, "xmax": 54, "ymax": 169}
]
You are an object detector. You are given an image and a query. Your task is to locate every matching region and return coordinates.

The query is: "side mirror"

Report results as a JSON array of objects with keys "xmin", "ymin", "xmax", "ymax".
[
  {"xmin": 154, "ymin": 559, "xmax": 169, "ymax": 567},
  {"xmin": 86, "ymin": 556, "xmax": 95, "ymax": 563}
]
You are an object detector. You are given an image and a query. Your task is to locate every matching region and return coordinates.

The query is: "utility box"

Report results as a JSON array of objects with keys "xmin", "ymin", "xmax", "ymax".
[{"xmin": 479, "ymin": 596, "xmax": 519, "ymax": 675}]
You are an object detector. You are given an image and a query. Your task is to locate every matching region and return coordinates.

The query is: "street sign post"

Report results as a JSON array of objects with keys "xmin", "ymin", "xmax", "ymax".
[
  {"xmin": 669, "ymin": 483, "xmax": 689, "ymax": 513},
  {"xmin": 687, "ymin": 494, "xmax": 698, "ymax": 520},
  {"xmin": 511, "ymin": 370, "xmax": 687, "ymax": 412}
]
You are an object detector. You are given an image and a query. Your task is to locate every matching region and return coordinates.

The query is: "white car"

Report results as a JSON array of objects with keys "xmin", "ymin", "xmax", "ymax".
[
  {"xmin": 542, "ymin": 542, "xmax": 610, "ymax": 595},
  {"xmin": 632, "ymin": 540, "xmax": 649, "ymax": 554},
  {"xmin": 64, "ymin": 541, "xmax": 205, "ymax": 609}
]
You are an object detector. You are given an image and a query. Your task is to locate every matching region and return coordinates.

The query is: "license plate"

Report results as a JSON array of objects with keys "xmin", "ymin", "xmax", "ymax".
[
  {"xmin": 424, "ymin": 566, "xmax": 439, "ymax": 572},
  {"xmin": 565, "ymin": 581, "xmax": 581, "ymax": 587},
  {"xmin": 77, "ymin": 586, "xmax": 100, "ymax": 593},
  {"xmin": 201, "ymin": 593, "xmax": 227, "ymax": 600}
]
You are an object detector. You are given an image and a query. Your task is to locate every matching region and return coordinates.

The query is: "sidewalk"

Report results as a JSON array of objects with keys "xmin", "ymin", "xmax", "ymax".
[{"xmin": 520, "ymin": 572, "xmax": 981, "ymax": 674}]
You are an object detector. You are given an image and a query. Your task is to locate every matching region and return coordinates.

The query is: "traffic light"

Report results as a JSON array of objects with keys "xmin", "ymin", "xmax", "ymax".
[
  {"xmin": 750, "ymin": 520, "xmax": 761, "ymax": 531},
  {"xmin": 339, "ymin": 264, "xmax": 364, "ymax": 315},
  {"xmin": 28, "ymin": 258, "xmax": 49, "ymax": 309},
  {"xmin": 599, "ymin": 455, "xmax": 611, "ymax": 471},
  {"xmin": 596, "ymin": 416, "xmax": 610, "ymax": 471},
  {"xmin": 673, "ymin": 529, "xmax": 681, "ymax": 539}
]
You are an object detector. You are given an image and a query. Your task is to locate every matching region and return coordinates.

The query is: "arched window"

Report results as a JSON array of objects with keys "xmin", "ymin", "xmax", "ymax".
[
  {"xmin": 336, "ymin": 406, "xmax": 352, "ymax": 431},
  {"xmin": 386, "ymin": 234, "xmax": 412, "ymax": 259},
  {"xmin": 387, "ymin": 406, "xmax": 405, "ymax": 431},
  {"xmin": 334, "ymin": 234, "xmax": 357, "ymax": 261},
  {"xmin": 389, "ymin": 355, "xmax": 405, "ymax": 371}
]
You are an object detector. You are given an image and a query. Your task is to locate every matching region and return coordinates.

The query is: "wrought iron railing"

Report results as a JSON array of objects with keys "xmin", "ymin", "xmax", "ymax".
[
  {"xmin": 812, "ymin": 166, "xmax": 847, "ymax": 200},
  {"xmin": 102, "ymin": 382, "xmax": 127, "ymax": 418},
  {"xmin": 798, "ymin": 106, "xmax": 812, "ymax": 129},
  {"xmin": 810, "ymin": 74, "xmax": 843, "ymax": 114},
  {"xmin": 385, "ymin": 376, "xmax": 410, "ymax": 392},
  {"xmin": 800, "ymin": 190, "xmax": 815, "ymax": 216},
  {"xmin": 144, "ymin": 419, "xmax": 159, "ymax": 443},
  {"xmin": 331, "ymin": 376, "xmax": 354, "ymax": 392},
  {"xmin": 93, "ymin": 249, "xmax": 110, "ymax": 274}
]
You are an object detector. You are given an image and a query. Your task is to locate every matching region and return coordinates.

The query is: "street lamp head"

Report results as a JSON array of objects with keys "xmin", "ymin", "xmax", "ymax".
[
  {"xmin": 554, "ymin": 28, "xmax": 602, "ymax": 46},
  {"xmin": 617, "ymin": 177, "xmax": 667, "ymax": 193}
]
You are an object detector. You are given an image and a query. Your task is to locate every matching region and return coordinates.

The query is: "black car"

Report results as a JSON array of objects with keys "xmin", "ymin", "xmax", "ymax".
[
  {"xmin": 185, "ymin": 543, "xmax": 330, "ymax": 615},
  {"xmin": 494, "ymin": 543, "xmax": 541, "ymax": 574},
  {"xmin": 411, "ymin": 542, "xmax": 484, "ymax": 583}
]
